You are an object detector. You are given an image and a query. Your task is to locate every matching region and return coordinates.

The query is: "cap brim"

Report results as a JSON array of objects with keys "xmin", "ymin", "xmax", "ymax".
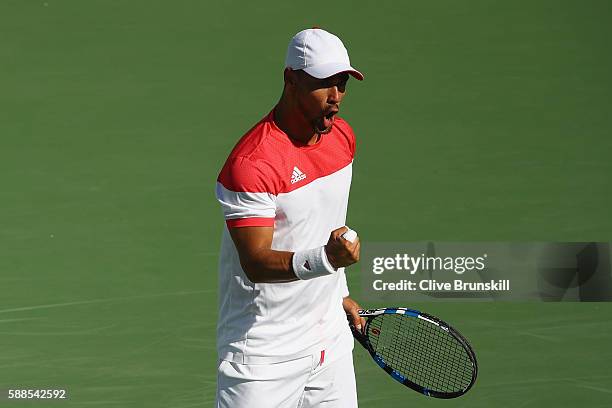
[{"xmin": 303, "ymin": 63, "xmax": 364, "ymax": 81}]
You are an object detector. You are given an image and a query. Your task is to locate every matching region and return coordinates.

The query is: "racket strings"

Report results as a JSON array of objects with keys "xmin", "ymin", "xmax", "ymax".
[
  {"xmin": 373, "ymin": 317, "xmax": 464, "ymax": 392},
  {"xmin": 411, "ymin": 322, "xmax": 471, "ymax": 393},
  {"xmin": 401, "ymin": 317, "xmax": 470, "ymax": 392},
  {"xmin": 413, "ymin": 321, "xmax": 471, "ymax": 392},
  {"xmin": 368, "ymin": 314, "xmax": 473, "ymax": 393}
]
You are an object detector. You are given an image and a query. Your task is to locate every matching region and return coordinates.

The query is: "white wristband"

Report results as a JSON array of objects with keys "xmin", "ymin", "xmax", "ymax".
[{"xmin": 292, "ymin": 246, "xmax": 337, "ymax": 280}]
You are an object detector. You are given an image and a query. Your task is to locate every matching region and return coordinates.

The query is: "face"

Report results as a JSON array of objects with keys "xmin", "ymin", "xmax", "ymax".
[{"xmin": 290, "ymin": 70, "xmax": 349, "ymax": 135}]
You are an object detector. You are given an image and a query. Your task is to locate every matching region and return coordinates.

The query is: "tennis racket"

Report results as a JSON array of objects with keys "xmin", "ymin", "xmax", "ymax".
[{"xmin": 350, "ymin": 307, "xmax": 477, "ymax": 398}]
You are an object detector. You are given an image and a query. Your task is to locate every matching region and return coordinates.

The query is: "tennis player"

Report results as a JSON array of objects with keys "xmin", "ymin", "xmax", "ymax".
[{"xmin": 215, "ymin": 28, "xmax": 365, "ymax": 407}]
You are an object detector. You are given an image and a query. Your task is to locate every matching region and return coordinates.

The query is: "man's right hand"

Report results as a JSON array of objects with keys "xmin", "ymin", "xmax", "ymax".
[{"xmin": 324, "ymin": 226, "xmax": 360, "ymax": 269}]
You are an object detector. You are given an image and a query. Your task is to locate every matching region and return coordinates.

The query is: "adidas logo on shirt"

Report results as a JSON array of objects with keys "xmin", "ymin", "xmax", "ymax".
[{"xmin": 291, "ymin": 166, "xmax": 306, "ymax": 184}]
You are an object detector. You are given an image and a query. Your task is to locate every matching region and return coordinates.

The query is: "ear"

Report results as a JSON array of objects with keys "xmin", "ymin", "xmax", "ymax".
[{"xmin": 284, "ymin": 68, "xmax": 297, "ymax": 87}]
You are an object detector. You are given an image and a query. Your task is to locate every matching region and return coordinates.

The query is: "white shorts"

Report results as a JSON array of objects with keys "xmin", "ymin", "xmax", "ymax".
[{"xmin": 216, "ymin": 351, "xmax": 358, "ymax": 408}]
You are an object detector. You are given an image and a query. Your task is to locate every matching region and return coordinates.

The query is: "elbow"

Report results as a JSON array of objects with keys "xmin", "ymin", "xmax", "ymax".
[{"xmin": 240, "ymin": 259, "xmax": 265, "ymax": 283}]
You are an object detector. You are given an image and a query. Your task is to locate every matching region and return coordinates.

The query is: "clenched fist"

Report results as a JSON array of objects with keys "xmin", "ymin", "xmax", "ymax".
[{"xmin": 324, "ymin": 226, "xmax": 360, "ymax": 269}]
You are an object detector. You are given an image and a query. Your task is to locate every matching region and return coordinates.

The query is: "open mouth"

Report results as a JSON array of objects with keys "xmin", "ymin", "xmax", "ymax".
[
  {"xmin": 325, "ymin": 110, "xmax": 338, "ymax": 120},
  {"xmin": 322, "ymin": 111, "xmax": 337, "ymax": 130},
  {"xmin": 316, "ymin": 109, "xmax": 339, "ymax": 134}
]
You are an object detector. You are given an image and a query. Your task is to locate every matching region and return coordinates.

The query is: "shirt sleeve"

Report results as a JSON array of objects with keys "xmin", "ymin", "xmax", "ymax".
[{"xmin": 216, "ymin": 157, "xmax": 276, "ymax": 228}]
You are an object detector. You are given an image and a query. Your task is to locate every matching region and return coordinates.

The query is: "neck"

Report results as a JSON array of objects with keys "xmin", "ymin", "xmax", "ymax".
[{"xmin": 274, "ymin": 97, "xmax": 319, "ymax": 145}]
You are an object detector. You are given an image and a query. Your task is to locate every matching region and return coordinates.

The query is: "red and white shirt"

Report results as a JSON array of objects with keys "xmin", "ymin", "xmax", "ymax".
[{"xmin": 216, "ymin": 109, "xmax": 355, "ymax": 364}]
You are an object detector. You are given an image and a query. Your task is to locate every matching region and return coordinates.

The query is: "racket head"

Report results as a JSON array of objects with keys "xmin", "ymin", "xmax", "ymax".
[{"xmin": 352, "ymin": 308, "xmax": 478, "ymax": 399}]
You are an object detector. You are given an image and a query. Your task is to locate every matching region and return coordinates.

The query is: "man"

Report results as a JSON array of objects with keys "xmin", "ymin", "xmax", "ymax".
[{"xmin": 215, "ymin": 28, "xmax": 365, "ymax": 407}]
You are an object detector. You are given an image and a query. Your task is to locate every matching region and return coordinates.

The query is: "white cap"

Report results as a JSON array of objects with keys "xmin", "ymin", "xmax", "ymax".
[{"xmin": 285, "ymin": 28, "xmax": 364, "ymax": 81}]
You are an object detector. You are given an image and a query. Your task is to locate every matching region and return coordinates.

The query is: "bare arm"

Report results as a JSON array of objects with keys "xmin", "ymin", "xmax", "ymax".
[
  {"xmin": 228, "ymin": 226, "xmax": 296, "ymax": 283},
  {"xmin": 228, "ymin": 226, "xmax": 360, "ymax": 283}
]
